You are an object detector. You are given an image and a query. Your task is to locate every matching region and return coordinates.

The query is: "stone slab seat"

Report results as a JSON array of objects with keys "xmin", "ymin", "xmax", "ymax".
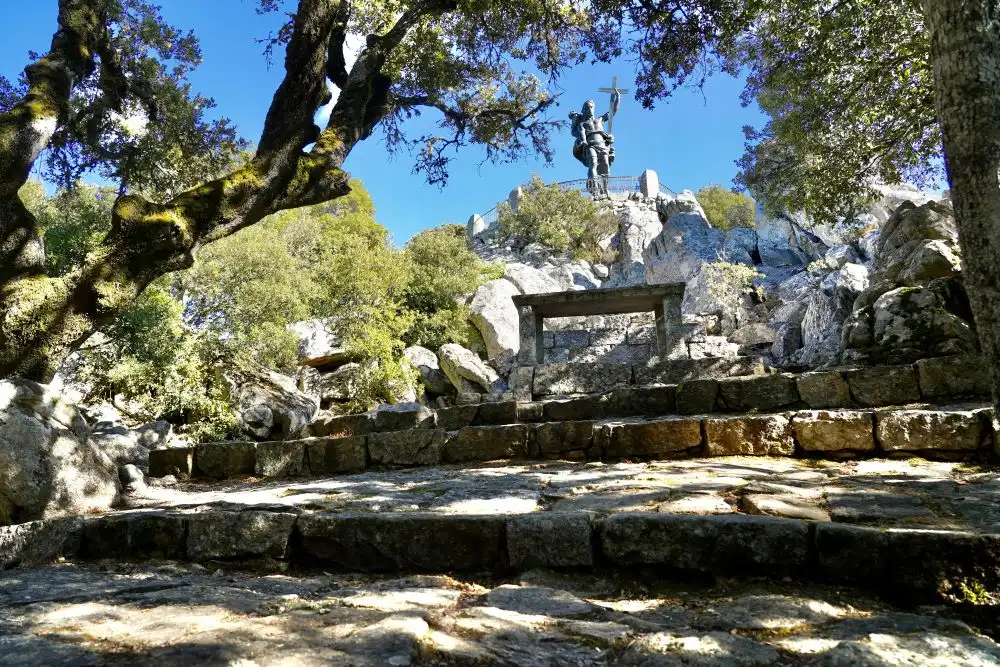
[{"xmin": 7, "ymin": 507, "xmax": 1000, "ymax": 604}]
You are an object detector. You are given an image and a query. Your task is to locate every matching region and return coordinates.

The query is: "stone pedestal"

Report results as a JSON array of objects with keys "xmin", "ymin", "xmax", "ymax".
[
  {"xmin": 467, "ymin": 214, "xmax": 485, "ymax": 240},
  {"xmin": 640, "ymin": 169, "xmax": 660, "ymax": 198}
]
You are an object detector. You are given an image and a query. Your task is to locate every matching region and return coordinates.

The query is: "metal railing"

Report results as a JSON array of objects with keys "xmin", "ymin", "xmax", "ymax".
[{"xmin": 476, "ymin": 176, "xmax": 677, "ymax": 229}]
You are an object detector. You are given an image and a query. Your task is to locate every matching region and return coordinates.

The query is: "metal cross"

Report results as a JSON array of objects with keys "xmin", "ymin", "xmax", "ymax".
[{"xmin": 597, "ymin": 75, "xmax": 629, "ymax": 136}]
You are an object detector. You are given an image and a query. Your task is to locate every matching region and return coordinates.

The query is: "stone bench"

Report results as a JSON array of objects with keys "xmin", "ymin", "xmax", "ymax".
[{"xmin": 511, "ymin": 284, "xmax": 686, "ymax": 397}]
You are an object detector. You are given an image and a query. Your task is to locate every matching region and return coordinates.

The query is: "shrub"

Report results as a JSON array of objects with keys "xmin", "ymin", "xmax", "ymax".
[
  {"xmin": 695, "ymin": 185, "xmax": 756, "ymax": 231},
  {"xmin": 496, "ymin": 174, "xmax": 619, "ymax": 262}
]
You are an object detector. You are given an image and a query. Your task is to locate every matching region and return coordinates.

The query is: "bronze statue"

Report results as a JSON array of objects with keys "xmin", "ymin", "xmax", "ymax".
[{"xmin": 569, "ymin": 91, "xmax": 621, "ymax": 199}]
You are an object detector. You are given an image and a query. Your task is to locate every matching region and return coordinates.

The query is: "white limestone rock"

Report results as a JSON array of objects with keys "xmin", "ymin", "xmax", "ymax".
[
  {"xmin": 287, "ymin": 318, "xmax": 349, "ymax": 367},
  {"xmin": 439, "ymin": 343, "xmax": 502, "ymax": 394},
  {"xmin": 469, "ymin": 278, "xmax": 522, "ymax": 376},
  {"xmin": 403, "ymin": 346, "xmax": 453, "ymax": 396}
]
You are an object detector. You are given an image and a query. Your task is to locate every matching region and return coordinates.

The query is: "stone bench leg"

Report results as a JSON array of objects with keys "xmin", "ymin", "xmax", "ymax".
[
  {"xmin": 514, "ymin": 306, "xmax": 543, "ymax": 400},
  {"xmin": 655, "ymin": 294, "xmax": 686, "ymax": 360}
]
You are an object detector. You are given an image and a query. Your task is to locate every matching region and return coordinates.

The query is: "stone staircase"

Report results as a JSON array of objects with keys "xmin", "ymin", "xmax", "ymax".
[
  {"xmin": 2, "ymin": 353, "xmax": 999, "ymax": 614},
  {"xmin": 150, "ymin": 354, "xmax": 994, "ymax": 481}
]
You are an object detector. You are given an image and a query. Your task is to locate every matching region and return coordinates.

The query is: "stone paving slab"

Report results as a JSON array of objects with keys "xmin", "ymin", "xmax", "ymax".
[
  {"xmin": 1, "ymin": 563, "xmax": 999, "ymax": 666},
  {"xmin": 7, "ymin": 458, "xmax": 1000, "ymax": 602},
  {"xmin": 131, "ymin": 457, "xmax": 1000, "ymax": 533}
]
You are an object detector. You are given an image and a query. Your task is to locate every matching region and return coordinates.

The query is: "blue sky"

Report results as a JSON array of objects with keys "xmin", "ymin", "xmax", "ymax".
[{"xmin": 1, "ymin": 1, "xmax": 766, "ymax": 243}]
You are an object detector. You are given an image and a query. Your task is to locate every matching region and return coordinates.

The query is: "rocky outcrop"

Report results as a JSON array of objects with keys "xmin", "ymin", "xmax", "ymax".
[
  {"xmin": 841, "ymin": 201, "xmax": 977, "ymax": 365},
  {"xmin": 229, "ymin": 365, "xmax": 319, "ymax": 440},
  {"xmin": 797, "ymin": 263, "xmax": 869, "ymax": 367},
  {"xmin": 91, "ymin": 420, "xmax": 173, "ymax": 472},
  {"xmin": 606, "ymin": 199, "xmax": 662, "ymax": 287},
  {"xmin": 439, "ymin": 344, "xmax": 503, "ymax": 393},
  {"xmin": 288, "ymin": 318, "xmax": 350, "ymax": 368},
  {"xmin": 469, "ymin": 279, "xmax": 522, "ymax": 376},
  {"xmin": 403, "ymin": 346, "xmax": 453, "ymax": 396},
  {"xmin": 0, "ymin": 379, "xmax": 119, "ymax": 525}
]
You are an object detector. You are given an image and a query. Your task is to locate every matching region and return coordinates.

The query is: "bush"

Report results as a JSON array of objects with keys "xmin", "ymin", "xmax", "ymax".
[
  {"xmin": 695, "ymin": 185, "xmax": 756, "ymax": 231},
  {"xmin": 401, "ymin": 224, "xmax": 503, "ymax": 350},
  {"xmin": 496, "ymin": 174, "xmax": 619, "ymax": 262}
]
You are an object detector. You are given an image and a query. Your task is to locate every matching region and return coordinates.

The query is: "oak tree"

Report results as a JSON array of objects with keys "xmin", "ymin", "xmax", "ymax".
[{"xmin": 0, "ymin": 0, "xmax": 586, "ymax": 381}]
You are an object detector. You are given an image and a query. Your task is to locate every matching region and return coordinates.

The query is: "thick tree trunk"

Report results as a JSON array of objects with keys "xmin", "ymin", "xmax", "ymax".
[{"xmin": 922, "ymin": 0, "xmax": 1000, "ymax": 407}]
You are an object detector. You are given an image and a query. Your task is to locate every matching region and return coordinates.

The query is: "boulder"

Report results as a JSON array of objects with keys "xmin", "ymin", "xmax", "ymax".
[
  {"xmin": 755, "ymin": 205, "xmax": 811, "ymax": 267},
  {"xmin": 843, "ymin": 201, "xmax": 976, "ymax": 364},
  {"xmin": 230, "ymin": 365, "xmax": 319, "ymax": 440},
  {"xmin": 287, "ymin": 318, "xmax": 349, "ymax": 367},
  {"xmin": 439, "ymin": 343, "xmax": 502, "ymax": 394},
  {"xmin": 402, "ymin": 346, "xmax": 453, "ymax": 396},
  {"xmin": 798, "ymin": 263, "xmax": 869, "ymax": 367},
  {"xmin": 504, "ymin": 263, "xmax": 561, "ymax": 295},
  {"xmin": 469, "ymin": 278, "xmax": 522, "ymax": 376},
  {"xmin": 91, "ymin": 420, "xmax": 173, "ymax": 471},
  {"xmin": 644, "ymin": 211, "xmax": 726, "ymax": 284},
  {"xmin": 0, "ymin": 379, "xmax": 119, "ymax": 525}
]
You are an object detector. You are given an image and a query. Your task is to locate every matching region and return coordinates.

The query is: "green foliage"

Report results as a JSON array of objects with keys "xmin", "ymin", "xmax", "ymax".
[
  {"xmin": 27, "ymin": 178, "xmax": 500, "ymax": 430},
  {"xmin": 401, "ymin": 223, "xmax": 503, "ymax": 350},
  {"xmin": 496, "ymin": 175, "xmax": 619, "ymax": 262},
  {"xmin": 703, "ymin": 261, "xmax": 763, "ymax": 304},
  {"xmin": 695, "ymin": 185, "xmax": 755, "ymax": 231},
  {"xmin": 731, "ymin": 1, "xmax": 939, "ymax": 223},
  {"xmin": 582, "ymin": 2, "xmax": 941, "ymax": 223}
]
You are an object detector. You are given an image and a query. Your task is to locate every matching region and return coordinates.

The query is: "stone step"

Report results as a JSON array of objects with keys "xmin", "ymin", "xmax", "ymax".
[
  {"xmin": 4, "ymin": 503, "xmax": 998, "ymax": 605},
  {"xmin": 304, "ymin": 354, "xmax": 988, "ymax": 437},
  {"xmin": 10, "ymin": 456, "xmax": 1000, "ymax": 604},
  {"xmin": 150, "ymin": 402, "xmax": 996, "ymax": 480}
]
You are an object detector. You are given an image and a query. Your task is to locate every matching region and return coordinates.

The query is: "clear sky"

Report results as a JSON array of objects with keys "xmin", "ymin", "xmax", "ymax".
[{"xmin": 1, "ymin": 1, "xmax": 766, "ymax": 243}]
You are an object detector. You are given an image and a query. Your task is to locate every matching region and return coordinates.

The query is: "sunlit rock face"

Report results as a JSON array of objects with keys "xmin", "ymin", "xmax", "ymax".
[{"xmin": 0, "ymin": 379, "xmax": 119, "ymax": 525}]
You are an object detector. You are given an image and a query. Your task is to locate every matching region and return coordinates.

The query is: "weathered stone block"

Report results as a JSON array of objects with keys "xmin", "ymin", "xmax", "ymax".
[
  {"xmin": 536, "ymin": 421, "xmax": 596, "ymax": 457},
  {"xmin": 604, "ymin": 418, "xmax": 703, "ymax": 458},
  {"xmin": 600, "ymin": 513, "xmax": 809, "ymax": 573},
  {"xmin": 542, "ymin": 395, "xmax": 607, "ymax": 421},
  {"xmin": 533, "ymin": 363, "xmax": 633, "ymax": 396},
  {"xmin": 876, "ymin": 408, "xmax": 988, "ymax": 452},
  {"xmin": 456, "ymin": 392, "xmax": 482, "ymax": 406},
  {"xmin": 675, "ymin": 380, "xmax": 719, "ymax": 415},
  {"xmin": 195, "ymin": 442, "xmax": 256, "ymax": 479},
  {"xmin": 309, "ymin": 412, "xmax": 373, "ymax": 438},
  {"xmin": 296, "ymin": 513, "xmax": 508, "ymax": 571},
  {"xmin": 507, "ymin": 513, "xmax": 594, "ymax": 568},
  {"xmin": 256, "ymin": 440, "xmax": 307, "ymax": 478},
  {"xmin": 630, "ymin": 385, "xmax": 677, "ymax": 416},
  {"xmin": 553, "ymin": 330, "xmax": 590, "ymax": 349},
  {"xmin": 717, "ymin": 374, "xmax": 799, "ymax": 411},
  {"xmin": 0, "ymin": 517, "xmax": 82, "ymax": 569},
  {"xmin": 368, "ymin": 429, "xmax": 444, "ymax": 466},
  {"xmin": 443, "ymin": 425, "xmax": 531, "ymax": 463},
  {"xmin": 846, "ymin": 366, "xmax": 920, "ymax": 407},
  {"xmin": 511, "ymin": 367, "xmax": 534, "ymax": 401},
  {"xmin": 741, "ymin": 494, "xmax": 830, "ymax": 522},
  {"xmin": 886, "ymin": 528, "xmax": 1000, "ymax": 601},
  {"xmin": 916, "ymin": 355, "xmax": 992, "ymax": 400},
  {"xmin": 187, "ymin": 510, "xmax": 296, "ymax": 561},
  {"xmin": 705, "ymin": 415, "xmax": 795, "ymax": 456},
  {"xmin": 591, "ymin": 328, "xmax": 626, "ymax": 346},
  {"xmin": 436, "ymin": 405, "xmax": 479, "ymax": 430},
  {"xmin": 634, "ymin": 357, "xmax": 765, "ymax": 386},
  {"xmin": 477, "ymin": 400, "xmax": 518, "ymax": 425},
  {"xmin": 148, "ymin": 447, "xmax": 193, "ymax": 478},
  {"xmin": 797, "ymin": 371, "xmax": 852, "ymax": 409},
  {"xmin": 792, "ymin": 410, "xmax": 876, "ymax": 452},
  {"xmin": 814, "ymin": 523, "xmax": 889, "ymax": 584},
  {"xmin": 516, "ymin": 402, "xmax": 544, "ymax": 423},
  {"xmin": 84, "ymin": 512, "xmax": 186, "ymax": 560},
  {"xmin": 627, "ymin": 324, "xmax": 656, "ymax": 345},
  {"xmin": 373, "ymin": 403, "xmax": 435, "ymax": 432},
  {"xmin": 305, "ymin": 436, "xmax": 367, "ymax": 475}
]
